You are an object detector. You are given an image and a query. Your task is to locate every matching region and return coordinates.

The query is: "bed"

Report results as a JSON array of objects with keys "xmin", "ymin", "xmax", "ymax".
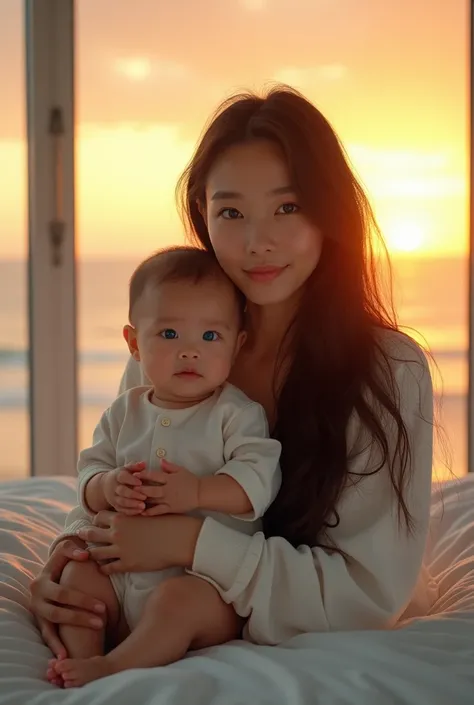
[{"xmin": 0, "ymin": 475, "xmax": 473, "ymax": 705}]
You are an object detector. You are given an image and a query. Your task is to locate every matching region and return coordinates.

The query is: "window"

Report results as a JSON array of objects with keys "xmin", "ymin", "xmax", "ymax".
[
  {"xmin": 77, "ymin": 0, "xmax": 468, "ymax": 479},
  {"xmin": 0, "ymin": 2, "xmax": 28, "ymax": 480}
]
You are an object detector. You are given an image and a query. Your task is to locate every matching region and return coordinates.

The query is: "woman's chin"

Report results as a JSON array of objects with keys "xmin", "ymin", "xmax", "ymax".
[{"xmin": 243, "ymin": 283, "xmax": 301, "ymax": 308}]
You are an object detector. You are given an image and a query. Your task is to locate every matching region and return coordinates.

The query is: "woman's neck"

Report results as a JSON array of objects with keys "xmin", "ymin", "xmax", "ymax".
[{"xmin": 244, "ymin": 299, "xmax": 298, "ymax": 359}]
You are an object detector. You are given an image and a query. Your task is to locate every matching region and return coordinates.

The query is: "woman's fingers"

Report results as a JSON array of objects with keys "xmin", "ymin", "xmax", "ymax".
[
  {"xmin": 47, "ymin": 539, "xmax": 89, "ymax": 580},
  {"xmin": 87, "ymin": 544, "xmax": 119, "ymax": 562},
  {"xmin": 32, "ymin": 579, "xmax": 105, "ymax": 627},
  {"xmin": 38, "ymin": 618, "xmax": 67, "ymax": 660},
  {"xmin": 77, "ymin": 526, "xmax": 110, "ymax": 543},
  {"xmin": 40, "ymin": 601, "xmax": 104, "ymax": 629},
  {"xmin": 99, "ymin": 560, "xmax": 126, "ymax": 576},
  {"xmin": 48, "ymin": 581, "xmax": 106, "ymax": 615}
]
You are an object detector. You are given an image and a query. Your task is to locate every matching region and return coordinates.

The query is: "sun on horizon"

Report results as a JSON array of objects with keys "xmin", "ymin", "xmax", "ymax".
[{"xmin": 386, "ymin": 219, "xmax": 427, "ymax": 254}]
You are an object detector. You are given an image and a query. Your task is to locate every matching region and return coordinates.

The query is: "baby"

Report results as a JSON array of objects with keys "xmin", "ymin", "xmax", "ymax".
[{"xmin": 47, "ymin": 246, "xmax": 281, "ymax": 687}]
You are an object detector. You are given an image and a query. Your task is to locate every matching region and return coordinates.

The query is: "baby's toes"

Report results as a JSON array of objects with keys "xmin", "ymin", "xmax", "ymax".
[
  {"xmin": 46, "ymin": 669, "xmax": 64, "ymax": 688},
  {"xmin": 63, "ymin": 678, "xmax": 78, "ymax": 689},
  {"xmin": 54, "ymin": 658, "xmax": 76, "ymax": 675}
]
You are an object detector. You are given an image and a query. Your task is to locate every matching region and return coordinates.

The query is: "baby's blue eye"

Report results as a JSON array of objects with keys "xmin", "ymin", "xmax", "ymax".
[
  {"xmin": 202, "ymin": 330, "xmax": 219, "ymax": 342},
  {"xmin": 160, "ymin": 329, "xmax": 178, "ymax": 340}
]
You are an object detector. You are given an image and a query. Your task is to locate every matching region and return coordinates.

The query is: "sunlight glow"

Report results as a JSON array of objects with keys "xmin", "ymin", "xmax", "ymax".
[
  {"xmin": 115, "ymin": 58, "xmax": 152, "ymax": 81},
  {"xmin": 386, "ymin": 220, "xmax": 426, "ymax": 253}
]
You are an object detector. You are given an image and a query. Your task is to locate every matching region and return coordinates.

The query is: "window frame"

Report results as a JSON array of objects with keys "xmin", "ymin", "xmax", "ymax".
[{"xmin": 25, "ymin": 0, "xmax": 77, "ymax": 476}]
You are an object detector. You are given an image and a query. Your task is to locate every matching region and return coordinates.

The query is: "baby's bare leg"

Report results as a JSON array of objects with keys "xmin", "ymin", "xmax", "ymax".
[
  {"xmin": 55, "ymin": 575, "xmax": 243, "ymax": 687},
  {"xmin": 48, "ymin": 559, "xmax": 120, "ymax": 686}
]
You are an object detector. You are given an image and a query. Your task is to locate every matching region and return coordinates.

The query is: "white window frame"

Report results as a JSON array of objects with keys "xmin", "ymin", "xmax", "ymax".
[{"xmin": 25, "ymin": 0, "xmax": 77, "ymax": 476}]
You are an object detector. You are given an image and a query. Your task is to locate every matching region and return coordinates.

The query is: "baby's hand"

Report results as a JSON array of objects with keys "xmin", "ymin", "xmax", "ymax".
[
  {"xmin": 102, "ymin": 462, "xmax": 148, "ymax": 515},
  {"xmin": 137, "ymin": 459, "xmax": 200, "ymax": 516}
]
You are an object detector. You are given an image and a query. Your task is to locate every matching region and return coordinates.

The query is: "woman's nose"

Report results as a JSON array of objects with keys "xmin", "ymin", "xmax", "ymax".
[{"xmin": 245, "ymin": 222, "xmax": 276, "ymax": 255}]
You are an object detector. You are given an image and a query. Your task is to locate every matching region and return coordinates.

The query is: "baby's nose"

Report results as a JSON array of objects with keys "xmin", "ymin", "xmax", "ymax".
[{"xmin": 178, "ymin": 349, "xmax": 200, "ymax": 360}]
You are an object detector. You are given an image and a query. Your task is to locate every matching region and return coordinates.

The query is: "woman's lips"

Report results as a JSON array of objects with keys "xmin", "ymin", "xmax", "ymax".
[{"xmin": 244, "ymin": 266, "xmax": 287, "ymax": 283}]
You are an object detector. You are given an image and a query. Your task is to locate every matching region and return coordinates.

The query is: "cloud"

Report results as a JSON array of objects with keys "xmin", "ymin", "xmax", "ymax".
[
  {"xmin": 346, "ymin": 145, "xmax": 465, "ymax": 199},
  {"xmin": 273, "ymin": 63, "xmax": 348, "ymax": 86},
  {"xmin": 348, "ymin": 145, "xmax": 450, "ymax": 171},
  {"xmin": 113, "ymin": 57, "xmax": 189, "ymax": 82}
]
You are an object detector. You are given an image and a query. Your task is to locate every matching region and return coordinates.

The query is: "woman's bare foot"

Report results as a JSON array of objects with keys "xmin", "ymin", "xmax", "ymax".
[{"xmin": 53, "ymin": 655, "xmax": 115, "ymax": 687}]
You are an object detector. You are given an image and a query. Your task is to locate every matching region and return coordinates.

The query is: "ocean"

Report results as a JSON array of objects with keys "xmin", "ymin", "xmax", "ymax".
[{"xmin": 0, "ymin": 257, "xmax": 468, "ymax": 481}]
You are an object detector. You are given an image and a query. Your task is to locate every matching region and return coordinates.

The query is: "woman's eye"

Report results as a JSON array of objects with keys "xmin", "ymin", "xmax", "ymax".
[
  {"xmin": 159, "ymin": 328, "xmax": 178, "ymax": 340},
  {"xmin": 219, "ymin": 207, "xmax": 243, "ymax": 220},
  {"xmin": 202, "ymin": 330, "xmax": 219, "ymax": 342},
  {"xmin": 276, "ymin": 202, "xmax": 300, "ymax": 215}
]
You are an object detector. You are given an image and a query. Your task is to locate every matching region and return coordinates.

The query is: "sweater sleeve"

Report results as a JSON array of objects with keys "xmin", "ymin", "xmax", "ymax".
[
  {"xmin": 218, "ymin": 402, "xmax": 282, "ymax": 520},
  {"xmin": 49, "ymin": 367, "xmax": 140, "ymax": 555},
  {"xmin": 190, "ymin": 340, "xmax": 434, "ymax": 645},
  {"xmin": 76, "ymin": 407, "xmax": 119, "ymax": 513},
  {"xmin": 49, "ymin": 406, "xmax": 121, "ymax": 555}
]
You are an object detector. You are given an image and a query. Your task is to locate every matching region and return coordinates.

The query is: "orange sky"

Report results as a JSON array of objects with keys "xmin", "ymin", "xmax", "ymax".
[{"xmin": 0, "ymin": 0, "xmax": 469, "ymax": 258}]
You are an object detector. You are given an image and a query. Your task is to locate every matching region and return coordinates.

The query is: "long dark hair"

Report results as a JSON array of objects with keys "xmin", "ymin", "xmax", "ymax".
[{"xmin": 176, "ymin": 85, "xmax": 424, "ymax": 549}]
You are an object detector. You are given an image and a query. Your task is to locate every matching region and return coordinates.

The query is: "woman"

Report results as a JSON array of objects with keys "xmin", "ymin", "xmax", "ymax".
[{"xmin": 30, "ymin": 85, "xmax": 437, "ymax": 660}]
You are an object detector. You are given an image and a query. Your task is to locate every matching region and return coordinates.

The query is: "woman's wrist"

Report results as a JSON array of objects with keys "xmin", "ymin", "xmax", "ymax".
[{"xmin": 173, "ymin": 515, "xmax": 204, "ymax": 569}]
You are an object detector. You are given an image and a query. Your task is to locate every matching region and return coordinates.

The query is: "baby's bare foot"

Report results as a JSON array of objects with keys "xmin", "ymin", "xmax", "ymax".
[
  {"xmin": 54, "ymin": 656, "xmax": 114, "ymax": 687},
  {"xmin": 47, "ymin": 658, "xmax": 65, "ymax": 687}
]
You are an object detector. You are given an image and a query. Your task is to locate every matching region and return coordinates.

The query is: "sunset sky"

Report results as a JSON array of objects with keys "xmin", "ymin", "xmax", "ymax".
[{"xmin": 0, "ymin": 0, "xmax": 469, "ymax": 259}]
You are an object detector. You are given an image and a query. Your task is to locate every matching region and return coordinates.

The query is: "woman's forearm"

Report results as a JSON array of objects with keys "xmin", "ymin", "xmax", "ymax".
[{"xmin": 166, "ymin": 515, "xmax": 203, "ymax": 569}]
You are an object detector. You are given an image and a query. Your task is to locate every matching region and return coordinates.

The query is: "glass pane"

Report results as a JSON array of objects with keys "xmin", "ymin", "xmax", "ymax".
[
  {"xmin": 76, "ymin": 0, "xmax": 468, "ymax": 479},
  {"xmin": 0, "ymin": 2, "xmax": 28, "ymax": 480}
]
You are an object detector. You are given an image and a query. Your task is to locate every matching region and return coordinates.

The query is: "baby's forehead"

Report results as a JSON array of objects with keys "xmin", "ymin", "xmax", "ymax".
[{"xmin": 139, "ymin": 277, "xmax": 240, "ymax": 320}]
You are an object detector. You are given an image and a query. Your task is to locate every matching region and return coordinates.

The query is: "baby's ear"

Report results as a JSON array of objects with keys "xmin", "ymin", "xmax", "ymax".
[
  {"xmin": 123, "ymin": 325, "xmax": 140, "ymax": 361},
  {"xmin": 235, "ymin": 330, "xmax": 247, "ymax": 356}
]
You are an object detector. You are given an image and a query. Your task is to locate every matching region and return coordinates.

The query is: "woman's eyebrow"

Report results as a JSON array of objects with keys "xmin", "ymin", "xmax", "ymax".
[{"xmin": 211, "ymin": 185, "xmax": 294, "ymax": 200}]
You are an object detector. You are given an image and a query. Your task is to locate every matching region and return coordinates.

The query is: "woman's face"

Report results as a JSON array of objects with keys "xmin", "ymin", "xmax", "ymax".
[{"xmin": 204, "ymin": 139, "xmax": 323, "ymax": 306}]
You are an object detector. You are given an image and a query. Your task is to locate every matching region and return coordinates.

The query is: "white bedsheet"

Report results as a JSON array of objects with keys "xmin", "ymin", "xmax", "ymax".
[{"xmin": 0, "ymin": 475, "xmax": 473, "ymax": 705}]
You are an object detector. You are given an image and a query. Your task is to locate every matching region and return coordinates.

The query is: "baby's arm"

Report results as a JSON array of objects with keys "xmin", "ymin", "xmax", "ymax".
[
  {"xmin": 198, "ymin": 474, "xmax": 253, "ymax": 515},
  {"xmin": 212, "ymin": 401, "xmax": 282, "ymax": 520},
  {"xmin": 79, "ymin": 408, "xmax": 118, "ymax": 513},
  {"xmin": 79, "ymin": 407, "xmax": 146, "ymax": 516}
]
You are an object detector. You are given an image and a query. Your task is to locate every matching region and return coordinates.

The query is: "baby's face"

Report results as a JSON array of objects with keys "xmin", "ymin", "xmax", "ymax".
[{"xmin": 130, "ymin": 278, "xmax": 245, "ymax": 405}]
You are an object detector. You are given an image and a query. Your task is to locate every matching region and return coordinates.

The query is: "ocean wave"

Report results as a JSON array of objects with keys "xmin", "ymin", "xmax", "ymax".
[
  {"xmin": 0, "ymin": 345, "xmax": 467, "ymax": 408},
  {"xmin": 0, "ymin": 388, "xmax": 118, "ymax": 409},
  {"xmin": 0, "ymin": 345, "xmax": 467, "ymax": 368},
  {"xmin": 0, "ymin": 347, "xmax": 129, "ymax": 367}
]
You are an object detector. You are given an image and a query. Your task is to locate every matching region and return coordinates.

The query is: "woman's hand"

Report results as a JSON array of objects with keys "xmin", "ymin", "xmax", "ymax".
[
  {"xmin": 29, "ymin": 539, "xmax": 106, "ymax": 658},
  {"xmin": 78, "ymin": 511, "xmax": 203, "ymax": 575}
]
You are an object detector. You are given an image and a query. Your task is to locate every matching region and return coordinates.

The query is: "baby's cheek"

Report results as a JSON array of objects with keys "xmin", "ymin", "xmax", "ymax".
[{"xmin": 211, "ymin": 351, "xmax": 234, "ymax": 380}]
